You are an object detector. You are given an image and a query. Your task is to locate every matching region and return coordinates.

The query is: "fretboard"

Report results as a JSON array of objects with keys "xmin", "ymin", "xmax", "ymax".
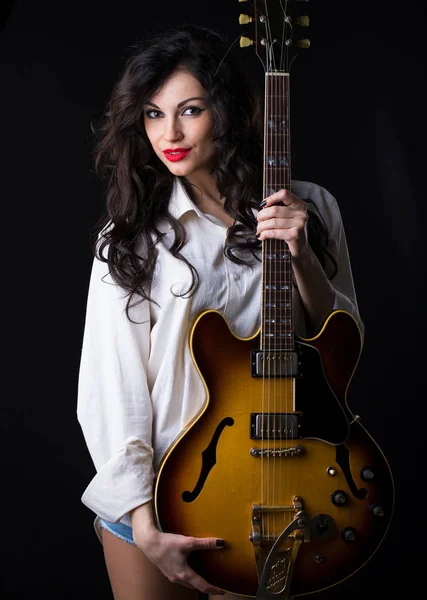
[{"xmin": 261, "ymin": 72, "xmax": 293, "ymax": 351}]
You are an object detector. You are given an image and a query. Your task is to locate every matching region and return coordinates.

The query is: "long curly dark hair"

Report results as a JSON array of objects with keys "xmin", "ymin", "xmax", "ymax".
[{"xmin": 91, "ymin": 24, "xmax": 336, "ymax": 317}]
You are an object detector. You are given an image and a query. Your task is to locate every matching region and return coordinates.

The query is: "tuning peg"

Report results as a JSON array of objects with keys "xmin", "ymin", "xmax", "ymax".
[
  {"xmin": 238, "ymin": 0, "xmax": 248, "ymax": 3},
  {"xmin": 297, "ymin": 16, "xmax": 309, "ymax": 26},
  {"xmin": 296, "ymin": 38, "xmax": 310, "ymax": 48},
  {"xmin": 240, "ymin": 36, "xmax": 254, "ymax": 47},
  {"xmin": 239, "ymin": 14, "xmax": 253, "ymax": 25}
]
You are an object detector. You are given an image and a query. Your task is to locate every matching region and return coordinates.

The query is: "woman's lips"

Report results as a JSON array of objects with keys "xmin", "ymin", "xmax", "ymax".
[{"xmin": 163, "ymin": 148, "xmax": 192, "ymax": 162}]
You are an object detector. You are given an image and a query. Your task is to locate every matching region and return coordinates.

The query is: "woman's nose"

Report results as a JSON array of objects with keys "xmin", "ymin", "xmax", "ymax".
[{"xmin": 164, "ymin": 117, "xmax": 183, "ymax": 142}]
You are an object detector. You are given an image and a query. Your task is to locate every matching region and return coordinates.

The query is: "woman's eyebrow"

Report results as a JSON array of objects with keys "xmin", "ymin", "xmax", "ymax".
[
  {"xmin": 177, "ymin": 96, "xmax": 204, "ymax": 107},
  {"xmin": 144, "ymin": 96, "xmax": 204, "ymax": 109}
]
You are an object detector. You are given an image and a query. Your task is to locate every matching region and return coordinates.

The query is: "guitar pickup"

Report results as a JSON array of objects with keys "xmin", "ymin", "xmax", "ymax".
[
  {"xmin": 251, "ymin": 350, "xmax": 301, "ymax": 377},
  {"xmin": 250, "ymin": 413, "xmax": 303, "ymax": 440}
]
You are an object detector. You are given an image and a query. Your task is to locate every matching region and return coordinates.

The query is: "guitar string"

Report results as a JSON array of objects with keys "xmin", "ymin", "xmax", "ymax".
[
  {"xmin": 278, "ymin": 69, "xmax": 282, "ymax": 541},
  {"xmin": 271, "ymin": 70, "xmax": 276, "ymax": 542},
  {"xmin": 266, "ymin": 69, "xmax": 273, "ymax": 542},
  {"xmin": 271, "ymin": 70, "xmax": 280, "ymax": 542},
  {"xmin": 280, "ymin": 65, "xmax": 288, "ymax": 540},
  {"xmin": 278, "ymin": 24, "xmax": 291, "ymax": 538},
  {"xmin": 269, "ymin": 71, "xmax": 272, "ymax": 542},
  {"xmin": 264, "ymin": 0, "xmax": 272, "ymax": 542},
  {"xmin": 283, "ymin": 68, "xmax": 289, "ymax": 540},
  {"xmin": 270, "ymin": 62, "xmax": 275, "ymax": 543},
  {"xmin": 280, "ymin": 70, "xmax": 284, "ymax": 542},
  {"xmin": 267, "ymin": 67, "xmax": 272, "ymax": 541},
  {"xmin": 288, "ymin": 2, "xmax": 295, "ymax": 540},
  {"xmin": 275, "ymin": 70, "xmax": 280, "ymax": 541},
  {"xmin": 284, "ymin": 66, "xmax": 291, "ymax": 538},
  {"xmin": 261, "ymin": 66, "xmax": 267, "ymax": 538}
]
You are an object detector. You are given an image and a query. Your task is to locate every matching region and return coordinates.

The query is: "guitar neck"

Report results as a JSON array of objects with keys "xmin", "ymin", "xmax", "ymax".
[
  {"xmin": 264, "ymin": 72, "xmax": 291, "ymax": 195},
  {"xmin": 261, "ymin": 72, "xmax": 294, "ymax": 352}
]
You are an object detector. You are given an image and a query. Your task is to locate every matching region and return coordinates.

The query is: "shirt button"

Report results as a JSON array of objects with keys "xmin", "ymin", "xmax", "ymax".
[{"xmin": 233, "ymin": 273, "xmax": 240, "ymax": 281}]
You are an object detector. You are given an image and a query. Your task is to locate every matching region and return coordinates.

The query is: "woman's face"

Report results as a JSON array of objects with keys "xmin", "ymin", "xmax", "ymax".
[{"xmin": 143, "ymin": 69, "xmax": 215, "ymax": 183}]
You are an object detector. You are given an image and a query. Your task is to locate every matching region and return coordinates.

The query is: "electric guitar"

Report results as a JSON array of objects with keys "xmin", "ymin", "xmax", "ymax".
[{"xmin": 154, "ymin": 1, "xmax": 395, "ymax": 597}]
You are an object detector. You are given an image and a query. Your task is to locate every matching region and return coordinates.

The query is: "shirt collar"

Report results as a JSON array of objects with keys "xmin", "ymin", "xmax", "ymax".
[{"xmin": 168, "ymin": 177, "xmax": 204, "ymax": 221}]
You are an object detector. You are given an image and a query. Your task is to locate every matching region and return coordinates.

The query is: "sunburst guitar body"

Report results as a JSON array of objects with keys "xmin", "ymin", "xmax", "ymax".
[{"xmin": 154, "ymin": 309, "xmax": 394, "ymax": 597}]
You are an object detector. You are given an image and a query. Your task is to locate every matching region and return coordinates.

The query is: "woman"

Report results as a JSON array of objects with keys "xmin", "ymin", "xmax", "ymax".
[{"xmin": 77, "ymin": 23, "xmax": 363, "ymax": 600}]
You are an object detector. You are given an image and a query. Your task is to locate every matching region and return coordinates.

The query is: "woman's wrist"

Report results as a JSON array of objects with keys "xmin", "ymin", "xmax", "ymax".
[{"xmin": 130, "ymin": 501, "xmax": 159, "ymax": 544}]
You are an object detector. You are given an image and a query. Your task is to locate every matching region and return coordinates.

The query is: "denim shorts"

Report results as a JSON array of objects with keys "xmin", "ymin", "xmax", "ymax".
[
  {"xmin": 95, "ymin": 518, "xmax": 211, "ymax": 599},
  {"xmin": 95, "ymin": 516, "xmax": 136, "ymax": 546}
]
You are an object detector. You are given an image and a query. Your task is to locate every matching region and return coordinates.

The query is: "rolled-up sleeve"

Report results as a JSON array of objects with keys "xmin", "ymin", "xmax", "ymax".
[
  {"xmin": 324, "ymin": 190, "xmax": 365, "ymax": 344},
  {"xmin": 77, "ymin": 251, "xmax": 154, "ymax": 524},
  {"xmin": 292, "ymin": 180, "xmax": 365, "ymax": 344}
]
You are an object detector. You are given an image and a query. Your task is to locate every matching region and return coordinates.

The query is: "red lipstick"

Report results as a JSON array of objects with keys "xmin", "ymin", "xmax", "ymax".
[{"xmin": 163, "ymin": 148, "xmax": 192, "ymax": 162}]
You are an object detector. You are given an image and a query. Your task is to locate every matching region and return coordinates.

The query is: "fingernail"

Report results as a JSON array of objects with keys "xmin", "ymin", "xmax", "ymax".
[
  {"xmin": 259, "ymin": 200, "xmax": 267, "ymax": 208},
  {"xmin": 216, "ymin": 539, "xmax": 225, "ymax": 547}
]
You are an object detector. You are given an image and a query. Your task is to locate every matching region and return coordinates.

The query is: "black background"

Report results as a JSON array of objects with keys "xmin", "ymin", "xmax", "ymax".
[{"xmin": 1, "ymin": 1, "xmax": 425, "ymax": 598}]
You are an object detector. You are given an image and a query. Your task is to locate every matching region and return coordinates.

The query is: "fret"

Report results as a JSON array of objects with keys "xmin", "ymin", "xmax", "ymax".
[{"xmin": 265, "ymin": 182, "xmax": 291, "ymax": 195}]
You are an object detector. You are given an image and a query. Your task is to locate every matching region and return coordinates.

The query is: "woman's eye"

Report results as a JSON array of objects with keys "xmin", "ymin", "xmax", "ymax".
[
  {"xmin": 145, "ymin": 109, "xmax": 162, "ymax": 119},
  {"xmin": 182, "ymin": 106, "xmax": 204, "ymax": 116}
]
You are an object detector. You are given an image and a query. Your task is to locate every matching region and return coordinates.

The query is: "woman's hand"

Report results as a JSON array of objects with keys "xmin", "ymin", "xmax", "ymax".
[
  {"xmin": 134, "ymin": 528, "xmax": 225, "ymax": 595},
  {"xmin": 256, "ymin": 188, "xmax": 335, "ymax": 330},
  {"xmin": 131, "ymin": 502, "xmax": 225, "ymax": 595},
  {"xmin": 256, "ymin": 188, "xmax": 308, "ymax": 258}
]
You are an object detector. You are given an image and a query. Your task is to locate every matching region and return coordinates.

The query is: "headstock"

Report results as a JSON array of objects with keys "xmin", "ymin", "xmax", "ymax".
[{"xmin": 239, "ymin": 0, "xmax": 310, "ymax": 73}]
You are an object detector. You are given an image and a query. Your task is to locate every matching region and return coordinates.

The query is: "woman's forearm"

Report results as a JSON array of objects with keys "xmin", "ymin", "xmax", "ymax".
[{"xmin": 292, "ymin": 246, "xmax": 335, "ymax": 333}]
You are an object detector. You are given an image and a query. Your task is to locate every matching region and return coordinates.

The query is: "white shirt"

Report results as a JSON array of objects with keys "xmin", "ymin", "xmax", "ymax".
[{"xmin": 77, "ymin": 177, "xmax": 363, "ymax": 527}]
